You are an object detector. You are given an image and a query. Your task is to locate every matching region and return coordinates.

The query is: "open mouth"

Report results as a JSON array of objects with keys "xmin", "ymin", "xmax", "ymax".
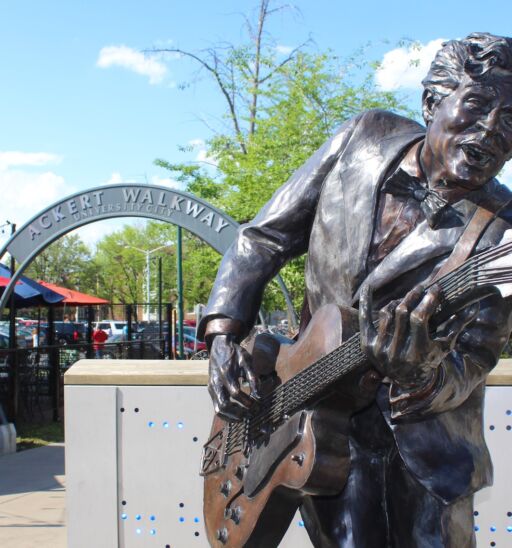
[{"xmin": 460, "ymin": 143, "xmax": 494, "ymax": 167}]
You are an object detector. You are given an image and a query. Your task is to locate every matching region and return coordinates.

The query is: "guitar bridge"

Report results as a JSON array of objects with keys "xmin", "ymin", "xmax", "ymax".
[{"xmin": 200, "ymin": 427, "xmax": 228, "ymax": 476}]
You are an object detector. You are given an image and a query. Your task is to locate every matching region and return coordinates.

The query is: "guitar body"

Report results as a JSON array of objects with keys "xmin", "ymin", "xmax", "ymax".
[
  {"xmin": 201, "ymin": 231, "xmax": 512, "ymax": 547},
  {"xmin": 202, "ymin": 304, "xmax": 374, "ymax": 547}
]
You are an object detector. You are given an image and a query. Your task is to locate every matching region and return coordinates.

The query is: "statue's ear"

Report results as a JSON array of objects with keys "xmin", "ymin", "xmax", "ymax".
[{"xmin": 422, "ymin": 89, "xmax": 437, "ymax": 125}]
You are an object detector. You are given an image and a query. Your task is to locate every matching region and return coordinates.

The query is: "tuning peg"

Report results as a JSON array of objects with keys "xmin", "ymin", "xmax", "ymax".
[
  {"xmin": 229, "ymin": 506, "xmax": 242, "ymax": 524},
  {"xmin": 291, "ymin": 452, "xmax": 305, "ymax": 466},
  {"xmin": 216, "ymin": 527, "xmax": 228, "ymax": 543},
  {"xmin": 220, "ymin": 480, "xmax": 232, "ymax": 497},
  {"xmin": 234, "ymin": 464, "xmax": 247, "ymax": 480}
]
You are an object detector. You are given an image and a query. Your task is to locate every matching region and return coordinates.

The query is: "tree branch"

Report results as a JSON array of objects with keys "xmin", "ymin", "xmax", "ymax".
[
  {"xmin": 259, "ymin": 39, "xmax": 311, "ymax": 84},
  {"xmin": 148, "ymin": 46, "xmax": 247, "ymax": 155}
]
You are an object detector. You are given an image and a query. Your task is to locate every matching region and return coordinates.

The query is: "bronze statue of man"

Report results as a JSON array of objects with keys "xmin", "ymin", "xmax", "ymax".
[{"xmin": 199, "ymin": 33, "xmax": 512, "ymax": 547}]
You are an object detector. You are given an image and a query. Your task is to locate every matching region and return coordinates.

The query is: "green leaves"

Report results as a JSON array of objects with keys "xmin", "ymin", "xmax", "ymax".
[
  {"xmin": 94, "ymin": 223, "xmax": 176, "ymax": 306},
  {"xmin": 25, "ymin": 234, "xmax": 96, "ymax": 292},
  {"xmin": 151, "ymin": 2, "xmax": 412, "ymax": 318}
]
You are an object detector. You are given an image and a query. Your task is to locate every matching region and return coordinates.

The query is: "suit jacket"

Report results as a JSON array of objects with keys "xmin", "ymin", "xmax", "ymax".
[{"xmin": 200, "ymin": 109, "xmax": 512, "ymax": 503}]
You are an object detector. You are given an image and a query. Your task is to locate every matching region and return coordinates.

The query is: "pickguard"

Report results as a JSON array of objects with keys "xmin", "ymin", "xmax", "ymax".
[{"xmin": 244, "ymin": 411, "xmax": 306, "ymax": 498}]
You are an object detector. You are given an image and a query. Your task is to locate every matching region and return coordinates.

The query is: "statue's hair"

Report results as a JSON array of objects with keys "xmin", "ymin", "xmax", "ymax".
[{"xmin": 422, "ymin": 33, "xmax": 512, "ymax": 123}]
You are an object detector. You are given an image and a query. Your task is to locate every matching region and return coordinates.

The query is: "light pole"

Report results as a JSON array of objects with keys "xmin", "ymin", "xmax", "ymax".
[{"xmin": 124, "ymin": 244, "xmax": 171, "ymax": 321}]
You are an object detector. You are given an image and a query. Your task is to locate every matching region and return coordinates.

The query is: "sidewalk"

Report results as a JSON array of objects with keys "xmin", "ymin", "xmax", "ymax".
[{"xmin": 0, "ymin": 443, "xmax": 66, "ymax": 548}]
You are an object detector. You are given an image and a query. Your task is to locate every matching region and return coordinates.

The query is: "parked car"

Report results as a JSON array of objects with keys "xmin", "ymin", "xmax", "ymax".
[
  {"xmin": 0, "ymin": 332, "xmax": 9, "ymax": 373},
  {"xmin": 137, "ymin": 322, "xmax": 169, "ymax": 340},
  {"xmin": 179, "ymin": 333, "xmax": 207, "ymax": 352},
  {"xmin": 17, "ymin": 318, "xmax": 39, "ymax": 327},
  {"xmin": 102, "ymin": 333, "xmax": 164, "ymax": 359},
  {"xmin": 0, "ymin": 325, "xmax": 32, "ymax": 348},
  {"xmin": 15, "ymin": 326, "xmax": 33, "ymax": 348},
  {"xmin": 37, "ymin": 322, "xmax": 86, "ymax": 345},
  {"xmin": 93, "ymin": 321, "xmax": 127, "ymax": 336}
]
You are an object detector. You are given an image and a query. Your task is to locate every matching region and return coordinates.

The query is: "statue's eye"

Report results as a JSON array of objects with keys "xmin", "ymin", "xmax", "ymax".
[
  {"xmin": 465, "ymin": 96, "xmax": 486, "ymax": 111},
  {"xmin": 501, "ymin": 112, "xmax": 512, "ymax": 131}
]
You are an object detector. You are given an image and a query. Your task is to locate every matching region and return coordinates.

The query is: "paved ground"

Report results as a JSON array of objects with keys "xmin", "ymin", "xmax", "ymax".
[{"xmin": 0, "ymin": 444, "xmax": 66, "ymax": 548}]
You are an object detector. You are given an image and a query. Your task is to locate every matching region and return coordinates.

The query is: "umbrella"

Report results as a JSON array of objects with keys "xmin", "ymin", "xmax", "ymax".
[
  {"xmin": 0, "ymin": 276, "xmax": 19, "ymax": 287},
  {"xmin": 0, "ymin": 263, "xmax": 64, "ymax": 307},
  {"xmin": 37, "ymin": 281, "xmax": 109, "ymax": 306}
]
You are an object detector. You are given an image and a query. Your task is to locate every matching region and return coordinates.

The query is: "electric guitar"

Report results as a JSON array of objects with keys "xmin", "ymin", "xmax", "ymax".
[{"xmin": 200, "ymin": 231, "xmax": 512, "ymax": 548}]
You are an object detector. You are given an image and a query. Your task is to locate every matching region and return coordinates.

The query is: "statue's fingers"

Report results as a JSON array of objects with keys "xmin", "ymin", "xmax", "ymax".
[
  {"xmin": 217, "ymin": 402, "xmax": 247, "ymax": 422},
  {"xmin": 400, "ymin": 284, "xmax": 427, "ymax": 310},
  {"xmin": 237, "ymin": 346, "xmax": 261, "ymax": 402},
  {"xmin": 217, "ymin": 353, "xmax": 253, "ymax": 410},
  {"xmin": 435, "ymin": 302, "xmax": 480, "ymax": 351},
  {"xmin": 377, "ymin": 301, "xmax": 398, "ymax": 342},
  {"xmin": 409, "ymin": 285, "xmax": 441, "ymax": 344},
  {"xmin": 359, "ymin": 283, "xmax": 378, "ymax": 349},
  {"xmin": 212, "ymin": 349, "xmax": 251, "ymax": 412},
  {"xmin": 223, "ymin": 369, "xmax": 242, "ymax": 399},
  {"xmin": 209, "ymin": 375, "xmax": 245, "ymax": 421},
  {"xmin": 388, "ymin": 299, "xmax": 410, "ymax": 362}
]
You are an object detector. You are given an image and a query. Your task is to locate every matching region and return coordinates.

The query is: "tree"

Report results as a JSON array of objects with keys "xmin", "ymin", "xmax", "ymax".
[
  {"xmin": 25, "ymin": 234, "xmax": 97, "ymax": 292},
  {"xmin": 180, "ymin": 232, "xmax": 222, "ymax": 307},
  {"xmin": 152, "ymin": 0, "xmax": 411, "ymax": 314},
  {"xmin": 93, "ymin": 223, "xmax": 176, "ymax": 310},
  {"xmin": 91, "ymin": 221, "xmax": 221, "ymax": 314}
]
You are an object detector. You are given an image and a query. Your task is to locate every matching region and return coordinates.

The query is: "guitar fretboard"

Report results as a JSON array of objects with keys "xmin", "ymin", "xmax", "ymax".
[{"xmin": 225, "ymin": 237, "xmax": 512, "ymax": 453}]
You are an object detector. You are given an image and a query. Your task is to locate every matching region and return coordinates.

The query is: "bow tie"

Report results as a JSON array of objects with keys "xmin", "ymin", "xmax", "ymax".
[{"xmin": 381, "ymin": 168, "xmax": 449, "ymax": 228}]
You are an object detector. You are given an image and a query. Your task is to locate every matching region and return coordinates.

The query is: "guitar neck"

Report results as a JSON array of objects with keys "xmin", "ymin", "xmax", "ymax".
[
  {"xmin": 272, "ymin": 333, "xmax": 364, "ymax": 419},
  {"xmin": 241, "ymin": 237, "xmax": 512, "ymax": 441}
]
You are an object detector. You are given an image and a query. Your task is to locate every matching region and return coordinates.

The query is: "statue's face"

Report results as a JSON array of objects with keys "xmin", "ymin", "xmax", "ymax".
[{"xmin": 423, "ymin": 77, "xmax": 512, "ymax": 190}]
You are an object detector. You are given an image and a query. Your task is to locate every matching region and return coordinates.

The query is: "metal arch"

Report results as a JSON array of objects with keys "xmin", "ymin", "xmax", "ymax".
[
  {"xmin": 0, "ymin": 184, "xmax": 240, "ymax": 262},
  {"xmin": 0, "ymin": 184, "xmax": 298, "ymax": 327}
]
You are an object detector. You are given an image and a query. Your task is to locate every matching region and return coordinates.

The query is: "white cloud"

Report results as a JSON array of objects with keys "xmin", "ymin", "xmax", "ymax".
[
  {"xmin": 189, "ymin": 138, "xmax": 218, "ymax": 166},
  {"xmin": 500, "ymin": 161, "xmax": 512, "ymax": 188},
  {"xmin": 105, "ymin": 172, "xmax": 123, "ymax": 185},
  {"xmin": 105, "ymin": 172, "xmax": 182, "ymax": 189},
  {"xmin": 188, "ymin": 138, "xmax": 205, "ymax": 148},
  {"xmin": 70, "ymin": 218, "xmax": 130, "ymax": 249},
  {"xmin": 275, "ymin": 44, "xmax": 294, "ymax": 55},
  {"xmin": 0, "ymin": 151, "xmax": 62, "ymax": 171},
  {"xmin": 151, "ymin": 175, "xmax": 181, "ymax": 189},
  {"xmin": 196, "ymin": 148, "xmax": 217, "ymax": 165},
  {"xmin": 0, "ymin": 169, "xmax": 73, "ymax": 249},
  {"xmin": 96, "ymin": 45, "xmax": 167, "ymax": 85},
  {"xmin": 375, "ymin": 38, "xmax": 447, "ymax": 91},
  {"xmin": 103, "ymin": 173, "xmax": 150, "ymax": 185}
]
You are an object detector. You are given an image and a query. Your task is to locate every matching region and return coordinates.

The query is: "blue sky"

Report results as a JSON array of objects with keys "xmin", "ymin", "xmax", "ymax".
[{"xmin": 1, "ymin": 0, "xmax": 511, "ymax": 246}]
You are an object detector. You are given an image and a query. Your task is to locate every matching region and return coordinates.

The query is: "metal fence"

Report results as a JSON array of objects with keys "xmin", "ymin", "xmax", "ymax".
[
  {"xmin": 0, "ymin": 301, "xmax": 207, "ymax": 424},
  {"xmin": 0, "ymin": 338, "xmax": 175, "ymax": 424}
]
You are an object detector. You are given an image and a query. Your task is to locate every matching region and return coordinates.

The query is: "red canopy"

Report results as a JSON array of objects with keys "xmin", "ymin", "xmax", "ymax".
[
  {"xmin": 37, "ymin": 281, "xmax": 109, "ymax": 306},
  {"xmin": 0, "ymin": 276, "xmax": 20, "ymax": 287}
]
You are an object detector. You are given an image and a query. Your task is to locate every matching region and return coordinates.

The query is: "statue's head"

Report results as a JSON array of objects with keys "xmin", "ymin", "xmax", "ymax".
[{"xmin": 421, "ymin": 33, "xmax": 512, "ymax": 190}]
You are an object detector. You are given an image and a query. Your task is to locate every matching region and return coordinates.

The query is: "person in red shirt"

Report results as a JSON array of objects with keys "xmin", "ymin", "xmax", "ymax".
[{"xmin": 92, "ymin": 328, "xmax": 108, "ymax": 359}]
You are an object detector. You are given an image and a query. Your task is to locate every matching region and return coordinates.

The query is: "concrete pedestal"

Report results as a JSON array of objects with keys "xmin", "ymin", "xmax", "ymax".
[{"xmin": 64, "ymin": 359, "xmax": 512, "ymax": 547}]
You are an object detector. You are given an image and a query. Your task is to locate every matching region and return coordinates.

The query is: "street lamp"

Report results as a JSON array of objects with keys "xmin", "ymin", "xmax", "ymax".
[{"xmin": 124, "ymin": 244, "xmax": 171, "ymax": 321}]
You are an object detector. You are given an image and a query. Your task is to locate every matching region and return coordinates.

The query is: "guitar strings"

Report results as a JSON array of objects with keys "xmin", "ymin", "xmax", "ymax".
[
  {"xmin": 240, "ymin": 260, "xmax": 474, "ymax": 439},
  {"xmin": 226, "ymin": 239, "xmax": 512, "ymax": 451},
  {"xmin": 231, "ymin": 261, "xmax": 473, "ymax": 447},
  {"xmin": 228, "ymin": 266, "xmax": 481, "ymax": 449}
]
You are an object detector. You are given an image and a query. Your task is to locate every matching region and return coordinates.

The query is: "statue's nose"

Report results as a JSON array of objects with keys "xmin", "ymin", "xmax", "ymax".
[
  {"xmin": 475, "ymin": 109, "xmax": 511, "ymax": 154},
  {"xmin": 476, "ymin": 108, "xmax": 500, "ymax": 134}
]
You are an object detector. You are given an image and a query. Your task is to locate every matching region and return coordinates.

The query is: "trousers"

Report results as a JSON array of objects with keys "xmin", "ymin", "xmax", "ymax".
[{"xmin": 299, "ymin": 402, "xmax": 476, "ymax": 548}]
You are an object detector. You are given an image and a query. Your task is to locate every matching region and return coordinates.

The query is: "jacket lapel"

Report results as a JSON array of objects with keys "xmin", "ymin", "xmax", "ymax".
[
  {"xmin": 353, "ymin": 198, "xmax": 478, "ymax": 302},
  {"xmin": 338, "ymin": 113, "xmax": 425, "ymax": 291}
]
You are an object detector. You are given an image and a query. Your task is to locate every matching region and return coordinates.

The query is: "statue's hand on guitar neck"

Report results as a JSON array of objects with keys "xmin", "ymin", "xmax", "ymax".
[
  {"xmin": 359, "ymin": 283, "xmax": 480, "ymax": 392},
  {"xmin": 208, "ymin": 334, "xmax": 260, "ymax": 421}
]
